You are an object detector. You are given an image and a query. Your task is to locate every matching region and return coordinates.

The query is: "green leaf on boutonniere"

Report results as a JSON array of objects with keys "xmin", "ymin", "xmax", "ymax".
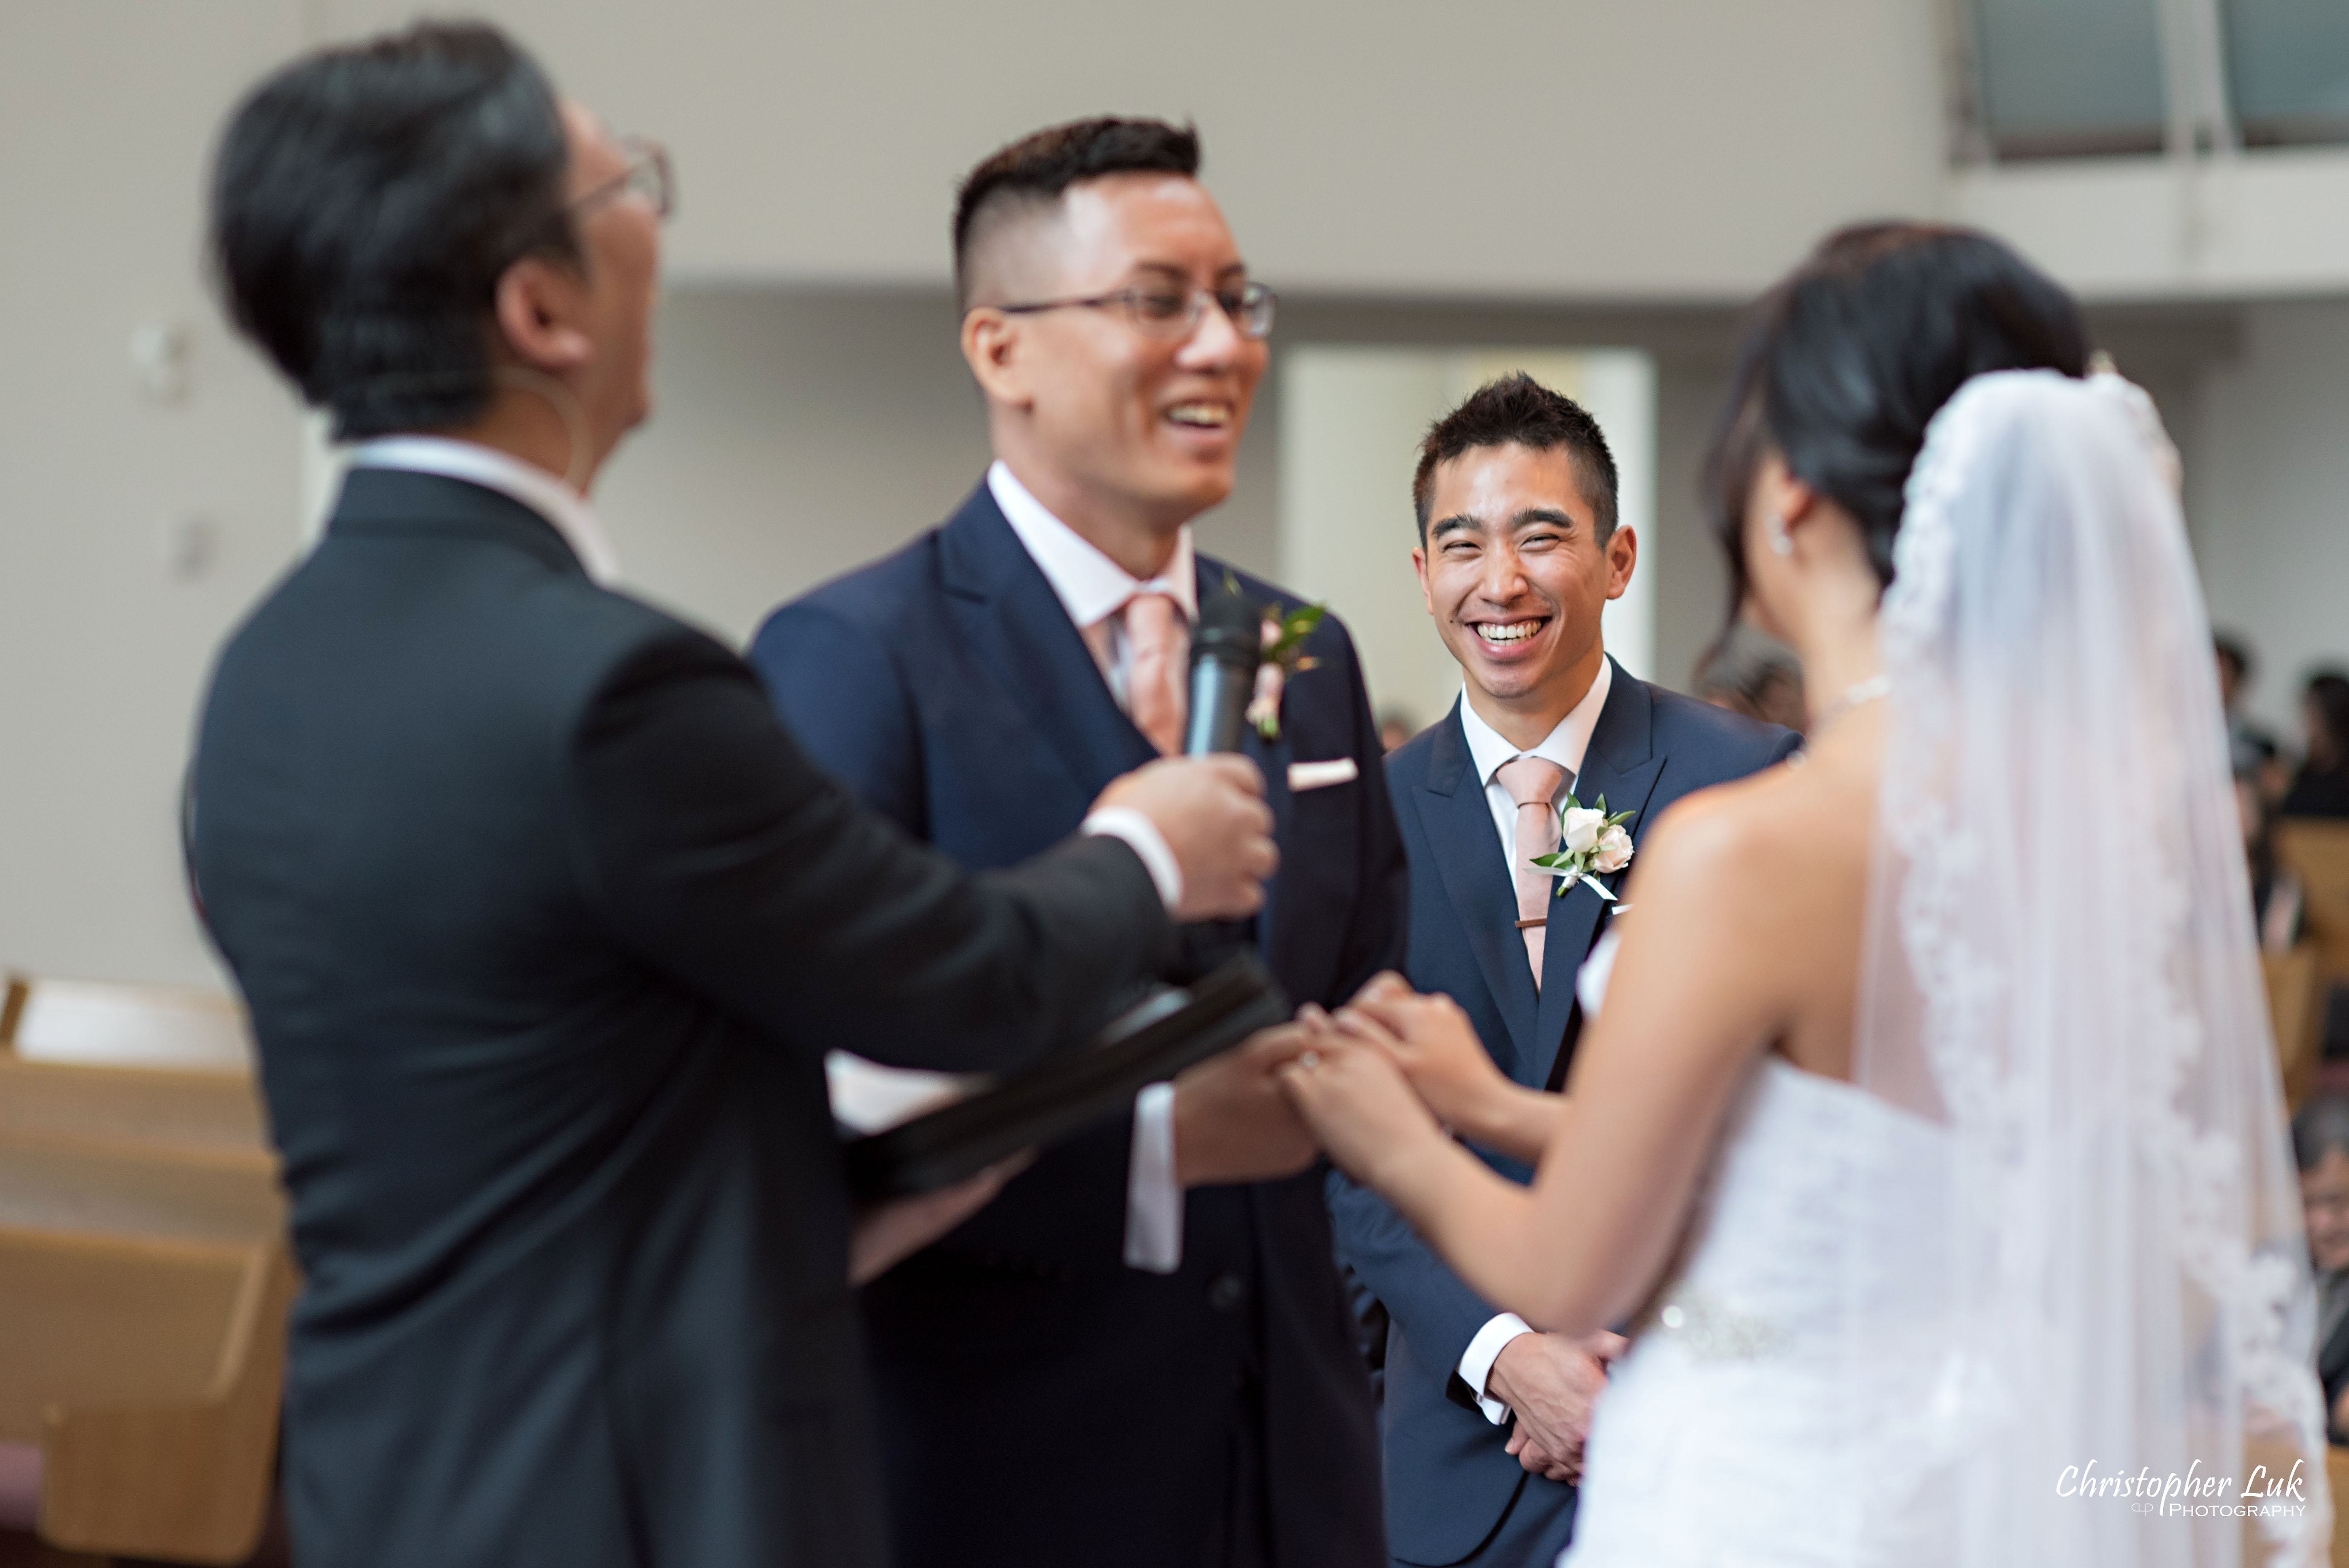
[
  {"xmin": 1221, "ymin": 572, "xmax": 1327, "ymax": 740},
  {"xmin": 1262, "ymin": 603, "xmax": 1325, "ymax": 667}
]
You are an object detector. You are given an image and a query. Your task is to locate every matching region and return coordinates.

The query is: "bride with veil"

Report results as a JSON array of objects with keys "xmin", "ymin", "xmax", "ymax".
[{"xmin": 1281, "ymin": 223, "xmax": 2332, "ymax": 1566}]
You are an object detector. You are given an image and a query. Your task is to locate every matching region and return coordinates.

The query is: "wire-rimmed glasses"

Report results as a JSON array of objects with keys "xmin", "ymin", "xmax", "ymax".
[
  {"xmin": 572, "ymin": 136, "xmax": 672, "ymax": 222},
  {"xmin": 993, "ymin": 280, "xmax": 1276, "ymax": 341}
]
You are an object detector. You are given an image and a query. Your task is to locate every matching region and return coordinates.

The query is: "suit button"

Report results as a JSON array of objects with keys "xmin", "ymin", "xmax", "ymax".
[{"xmin": 1208, "ymin": 1273, "xmax": 1246, "ymax": 1312}]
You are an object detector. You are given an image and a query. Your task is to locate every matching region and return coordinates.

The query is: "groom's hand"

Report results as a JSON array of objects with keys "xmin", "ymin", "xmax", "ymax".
[
  {"xmin": 1489, "ymin": 1330, "xmax": 1626, "ymax": 1482},
  {"xmin": 1172, "ymin": 1022, "xmax": 1319, "ymax": 1187},
  {"xmin": 1328, "ymin": 974, "xmax": 1509, "ymax": 1135},
  {"xmin": 1091, "ymin": 755, "xmax": 1277, "ymax": 922}
]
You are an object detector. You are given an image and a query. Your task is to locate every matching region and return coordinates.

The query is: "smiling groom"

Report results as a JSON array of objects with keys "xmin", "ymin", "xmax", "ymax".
[{"xmin": 1328, "ymin": 375, "xmax": 1798, "ymax": 1568}]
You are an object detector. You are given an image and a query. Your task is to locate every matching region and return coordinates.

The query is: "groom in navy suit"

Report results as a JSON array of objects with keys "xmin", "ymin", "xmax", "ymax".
[
  {"xmin": 750, "ymin": 120, "xmax": 1399, "ymax": 1568},
  {"xmin": 1329, "ymin": 376, "xmax": 1797, "ymax": 1568}
]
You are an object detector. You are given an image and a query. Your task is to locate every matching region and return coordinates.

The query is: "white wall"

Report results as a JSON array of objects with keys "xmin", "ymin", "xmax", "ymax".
[
  {"xmin": 0, "ymin": 4, "xmax": 310, "ymax": 990},
  {"xmin": 592, "ymin": 289, "xmax": 990, "ymax": 643},
  {"xmin": 1956, "ymin": 148, "xmax": 2349, "ymax": 299},
  {"xmin": 2185, "ymin": 299, "xmax": 2349, "ymax": 742},
  {"xmin": 314, "ymin": 0, "xmax": 1948, "ymax": 298}
]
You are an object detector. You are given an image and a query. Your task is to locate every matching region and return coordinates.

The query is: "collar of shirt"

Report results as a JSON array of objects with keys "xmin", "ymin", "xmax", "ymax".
[
  {"xmin": 1458, "ymin": 656, "xmax": 1614, "ymax": 790},
  {"xmin": 987, "ymin": 460, "xmax": 1196, "ymax": 629},
  {"xmin": 344, "ymin": 435, "xmax": 623, "ymax": 588}
]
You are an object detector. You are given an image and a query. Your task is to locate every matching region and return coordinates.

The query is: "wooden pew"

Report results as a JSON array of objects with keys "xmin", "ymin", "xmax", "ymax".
[
  {"xmin": 2330, "ymin": 1445, "xmax": 2349, "ymax": 1568},
  {"xmin": 0, "ymin": 1056, "xmax": 266, "ymax": 1168},
  {"xmin": 0, "ymin": 1134, "xmax": 285, "ymax": 1248},
  {"xmin": 2267, "ymin": 945, "xmax": 2327, "ymax": 1114},
  {"xmin": 0, "ymin": 1228, "xmax": 293, "ymax": 1564},
  {"xmin": 2279, "ymin": 820, "xmax": 2349, "ymax": 988},
  {"xmin": 0, "ymin": 1055, "xmax": 290, "ymax": 1563},
  {"xmin": 2, "ymin": 977, "xmax": 248, "ymax": 1075}
]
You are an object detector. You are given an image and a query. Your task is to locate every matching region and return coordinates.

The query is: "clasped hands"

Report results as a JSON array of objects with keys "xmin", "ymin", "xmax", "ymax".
[
  {"xmin": 1278, "ymin": 975, "xmax": 1617, "ymax": 1477},
  {"xmin": 848, "ymin": 970, "xmax": 1549, "ymax": 1306},
  {"xmin": 1489, "ymin": 1326, "xmax": 1627, "ymax": 1482},
  {"xmin": 1278, "ymin": 972, "xmax": 1563, "ymax": 1178},
  {"xmin": 1166, "ymin": 967, "xmax": 1557, "ymax": 1189}
]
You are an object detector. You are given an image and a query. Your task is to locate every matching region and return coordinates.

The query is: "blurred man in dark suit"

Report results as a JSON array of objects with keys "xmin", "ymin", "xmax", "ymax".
[
  {"xmin": 751, "ymin": 119, "xmax": 1401, "ymax": 1568},
  {"xmin": 192, "ymin": 29, "xmax": 1277, "ymax": 1568}
]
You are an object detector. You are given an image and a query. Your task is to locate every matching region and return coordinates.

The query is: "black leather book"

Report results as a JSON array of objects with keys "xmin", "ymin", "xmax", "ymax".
[{"xmin": 842, "ymin": 953, "xmax": 1289, "ymax": 1201}]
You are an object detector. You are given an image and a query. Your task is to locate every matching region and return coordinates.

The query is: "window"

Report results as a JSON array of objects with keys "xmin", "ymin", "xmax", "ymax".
[
  {"xmin": 1959, "ymin": 0, "xmax": 2349, "ymax": 158},
  {"xmin": 1967, "ymin": 0, "xmax": 2168, "ymax": 159},
  {"xmin": 2223, "ymin": 0, "xmax": 2349, "ymax": 145}
]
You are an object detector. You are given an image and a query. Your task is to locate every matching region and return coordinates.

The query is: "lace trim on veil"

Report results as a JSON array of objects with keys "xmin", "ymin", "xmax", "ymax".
[{"xmin": 1865, "ymin": 370, "xmax": 2327, "ymax": 1563}]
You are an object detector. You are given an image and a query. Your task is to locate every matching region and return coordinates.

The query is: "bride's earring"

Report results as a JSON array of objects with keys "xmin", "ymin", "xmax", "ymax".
[{"xmin": 1765, "ymin": 512, "xmax": 1795, "ymax": 557}]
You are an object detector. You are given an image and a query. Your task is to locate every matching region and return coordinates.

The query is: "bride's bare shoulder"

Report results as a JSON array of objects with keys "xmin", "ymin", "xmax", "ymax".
[{"xmin": 1630, "ymin": 748, "xmax": 1869, "ymax": 913}]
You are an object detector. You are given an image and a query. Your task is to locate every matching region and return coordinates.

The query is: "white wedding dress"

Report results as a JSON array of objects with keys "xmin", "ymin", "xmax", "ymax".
[
  {"xmin": 1560, "ymin": 983, "xmax": 1957, "ymax": 1566},
  {"xmin": 1549, "ymin": 372, "xmax": 2331, "ymax": 1568}
]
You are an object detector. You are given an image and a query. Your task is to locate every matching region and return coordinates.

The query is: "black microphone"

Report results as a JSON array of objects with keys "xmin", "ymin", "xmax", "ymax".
[{"xmin": 1185, "ymin": 588, "xmax": 1262, "ymax": 754}]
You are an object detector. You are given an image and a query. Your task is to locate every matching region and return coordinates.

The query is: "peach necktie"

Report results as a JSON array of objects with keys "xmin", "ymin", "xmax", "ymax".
[
  {"xmin": 1495, "ymin": 756, "xmax": 1567, "ymax": 987},
  {"xmin": 1123, "ymin": 590, "xmax": 1187, "ymax": 757}
]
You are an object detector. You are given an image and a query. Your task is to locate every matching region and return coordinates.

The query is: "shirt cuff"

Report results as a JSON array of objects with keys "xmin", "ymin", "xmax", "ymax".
[
  {"xmin": 1124, "ymin": 1081, "xmax": 1183, "ymax": 1273},
  {"xmin": 1459, "ymin": 1312, "xmax": 1537, "ymax": 1425},
  {"xmin": 1081, "ymin": 807, "xmax": 1183, "ymax": 912}
]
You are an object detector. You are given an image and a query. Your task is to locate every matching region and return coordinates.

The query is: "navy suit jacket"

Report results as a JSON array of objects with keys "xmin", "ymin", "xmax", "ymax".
[
  {"xmin": 1329, "ymin": 668, "xmax": 1796, "ymax": 1567},
  {"xmin": 748, "ymin": 482, "xmax": 1404, "ymax": 1568}
]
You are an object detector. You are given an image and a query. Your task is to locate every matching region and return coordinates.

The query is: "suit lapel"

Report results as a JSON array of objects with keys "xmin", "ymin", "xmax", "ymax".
[
  {"xmin": 1531, "ymin": 663, "xmax": 1667, "ymax": 1087},
  {"xmin": 937, "ymin": 486, "xmax": 1156, "ymax": 796},
  {"xmin": 1411, "ymin": 700, "xmax": 1539, "ymax": 1071},
  {"xmin": 1229, "ymin": 604, "xmax": 1294, "ymax": 962}
]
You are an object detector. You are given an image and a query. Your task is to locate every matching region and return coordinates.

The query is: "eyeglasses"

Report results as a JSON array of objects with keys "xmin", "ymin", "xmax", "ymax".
[
  {"xmin": 994, "ymin": 280, "xmax": 1277, "ymax": 341},
  {"xmin": 571, "ymin": 136, "xmax": 673, "ymax": 222}
]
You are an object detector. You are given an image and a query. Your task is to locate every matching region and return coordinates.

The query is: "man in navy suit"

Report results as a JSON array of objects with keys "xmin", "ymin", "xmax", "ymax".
[
  {"xmin": 749, "ymin": 119, "xmax": 1400, "ymax": 1568},
  {"xmin": 1329, "ymin": 376, "xmax": 1798, "ymax": 1568}
]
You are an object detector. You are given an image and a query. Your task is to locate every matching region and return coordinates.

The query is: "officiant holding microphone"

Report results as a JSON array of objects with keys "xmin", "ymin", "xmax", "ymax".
[
  {"xmin": 189, "ymin": 29, "xmax": 1280, "ymax": 1568},
  {"xmin": 751, "ymin": 117, "xmax": 1403, "ymax": 1568}
]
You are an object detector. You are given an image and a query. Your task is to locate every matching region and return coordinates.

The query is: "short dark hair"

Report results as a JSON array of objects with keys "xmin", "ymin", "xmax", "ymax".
[
  {"xmin": 1411, "ymin": 374, "xmax": 1619, "ymax": 544},
  {"xmin": 2294, "ymin": 1095, "xmax": 2349, "ymax": 1172},
  {"xmin": 209, "ymin": 21, "xmax": 579, "ymax": 439},
  {"xmin": 952, "ymin": 117, "xmax": 1200, "ymax": 309},
  {"xmin": 1702, "ymin": 223, "xmax": 2090, "ymax": 622},
  {"xmin": 2306, "ymin": 670, "xmax": 2349, "ymax": 760},
  {"xmin": 2214, "ymin": 633, "xmax": 2255, "ymax": 684}
]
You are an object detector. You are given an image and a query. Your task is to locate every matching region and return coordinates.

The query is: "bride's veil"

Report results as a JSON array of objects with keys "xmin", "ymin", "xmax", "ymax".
[{"xmin": 1849, "ymin": 369, "xmax": 2331, "ymax": 1564}]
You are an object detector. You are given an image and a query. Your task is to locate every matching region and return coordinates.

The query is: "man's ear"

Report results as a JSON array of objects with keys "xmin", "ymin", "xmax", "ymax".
[
  {"xmin": 960, "ymin": 308, "xmax": 1033, "ymax": 412},
  {"xmin": 1411, "ymin": 543, "xmax": 1435, "ymax": 617},
  {"xmin": 1603, "ymin": 525, "xmax": 1638, "ymax": 602},
  {"xmin": 492, "ymin": 256, "xmax": 595, "ymax": 373}
]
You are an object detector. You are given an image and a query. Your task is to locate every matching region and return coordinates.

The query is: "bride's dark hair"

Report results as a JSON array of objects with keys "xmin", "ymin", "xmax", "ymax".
[{"xmin": 1704, "ymin": 223, "xmax": 2089, "ymax": 616}]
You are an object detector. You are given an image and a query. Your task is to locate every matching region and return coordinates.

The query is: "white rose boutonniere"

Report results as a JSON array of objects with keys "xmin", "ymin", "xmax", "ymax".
[{"xmin": 1530, "ymin": 794, "xmax": 1638, "ymax": 902}]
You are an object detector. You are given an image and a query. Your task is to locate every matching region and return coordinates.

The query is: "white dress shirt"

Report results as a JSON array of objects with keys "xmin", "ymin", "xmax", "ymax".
[
  {"xmin": 1449, "ymin": 656, "xmax": 1614, "ymax": 1423},
  {"xmin": 989, "ymin": 460, "xmax": 1199, "ymax": 692},
  {"xmin": 990, "ymin": 460, "xmax": 1195, "ymax": 1274},
  {"xmin": 344, "ymin": 435, "xmax": 626, "ymax": 587}
]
